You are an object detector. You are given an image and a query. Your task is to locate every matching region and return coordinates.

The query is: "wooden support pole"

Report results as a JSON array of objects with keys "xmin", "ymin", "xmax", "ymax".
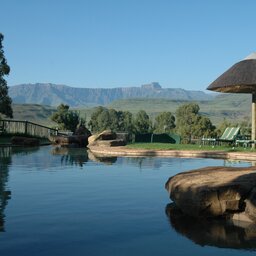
[
  {"xmin": 252, "ymin": 93, "xmax": 256, "ymax": 149},
  {"xmin": 25, "ymin": 120, "xmax": 28, "ymax": 135}
]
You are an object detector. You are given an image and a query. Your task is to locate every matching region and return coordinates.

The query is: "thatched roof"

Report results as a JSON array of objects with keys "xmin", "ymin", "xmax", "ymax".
[{"xmin": 207, "ymin": 53, "xmax": 256, "ymax": 93}]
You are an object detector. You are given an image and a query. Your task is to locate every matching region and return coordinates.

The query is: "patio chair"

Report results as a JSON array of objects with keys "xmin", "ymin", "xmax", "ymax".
[
  {"xmin": 235, "ymin": 134, "xmax": 255, "ymax": 147},
  {"xmin": 201, "ymin": 127, "xmax": 240, "ymax": 146}
]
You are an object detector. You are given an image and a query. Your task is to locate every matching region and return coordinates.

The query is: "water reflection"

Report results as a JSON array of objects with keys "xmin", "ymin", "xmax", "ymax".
[
  {"xmin": 51, "ymin": 147, "xmax": 89, "ymax": 167},
  {"xmin": 165, "ymin": 203, "xmax": 256, "ymax": 250},
  {"xmin": 87, "ymin": 150, "xmax": 117, "ymax": 164},
  {"xmin": 0, "ymin": 147, "xmax": 12, "ymax": 232},
  {"xmin": 120, "ymin": 157, "xmax": 162, "ymax": 169},
  {"xmin": 224, "ymin": 159, "xmax": 256, "ymax": 167},
  {"xmin": 51, "ymin": 147, "xmax": 119, "ymax": 166},
  {"xmin": 0, "ymin": 147, "xmax": 42, "ymax": 231}
]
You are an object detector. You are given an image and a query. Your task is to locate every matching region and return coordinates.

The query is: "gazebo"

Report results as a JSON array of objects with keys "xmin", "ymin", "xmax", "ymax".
[{"xmin": 207, "ymin": 53, "xmax": 256, "ymax": 146}]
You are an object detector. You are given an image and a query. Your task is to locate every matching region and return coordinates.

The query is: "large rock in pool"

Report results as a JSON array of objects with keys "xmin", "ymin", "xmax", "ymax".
[
  {"xmin": 165, "ymin": 166, "xmax": 256, "ymax": 222},
  {"xmin": 88, "ymin": 130, "xmax": 126, "ymax": 147}
]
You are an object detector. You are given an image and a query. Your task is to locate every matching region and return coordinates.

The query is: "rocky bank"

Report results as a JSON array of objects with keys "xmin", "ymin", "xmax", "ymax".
[{"xmin": 165, "ymin": 166, "xmax": 256, "ymax": 223}]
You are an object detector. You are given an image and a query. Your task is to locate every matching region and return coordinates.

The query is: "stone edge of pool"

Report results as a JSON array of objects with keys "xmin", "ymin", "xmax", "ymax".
[{"xmin": 88, "ymin": 146, "xmax": 256, "ymax": 161}]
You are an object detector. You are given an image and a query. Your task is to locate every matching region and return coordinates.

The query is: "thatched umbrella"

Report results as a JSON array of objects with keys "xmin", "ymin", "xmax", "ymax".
[{"xmin": 207, "ymin": 52, "xmax": 256, "ymax": 145}]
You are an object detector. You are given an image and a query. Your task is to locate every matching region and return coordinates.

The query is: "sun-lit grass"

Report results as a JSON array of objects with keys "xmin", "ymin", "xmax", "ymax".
[{"xmin": 126, "ymin": 142, "xmax": 256, "ymax": 152}]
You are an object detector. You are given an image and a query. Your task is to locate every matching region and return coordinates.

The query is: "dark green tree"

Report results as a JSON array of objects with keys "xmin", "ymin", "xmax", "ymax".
[
  {"xmin": 194, "ymin": 116, "xmax": 216, "ymax": 138},
  {"xmin": 175, "ymin": 103, "xmax": 215, "ymax": 143},
  {"xmin": 119, "ymin": 111, "xmax": 134, "ymax": 133},
  {"xmin": 134, "ymin": 110, "xmax": 151, "ymax": 133},
  {"xmin": 51, "ymin": 104, "xmax": 80, "ymax": 132},
  {"xmin": 154, "ymin": 111, "xmax": 175, "ymax": 133},
  {"xmin": 88, "ymin": 107, "xmax": 134, "ymax": 133},
  {"xmin": 88, "ymin": 106, "xmax": 105, "ymax": 132},
  {"xmin": 97, "ymin": 108, "xmax": 111, "ymax": 131},
  {"xmin": 108, "ymin": 109, "xmax": 119, "ymax": 131},
  {"xmin": 88, "ymin": 106, "xmax": 111, "ymax": 132},
  {"xmin": 0, "ymin": 33, "xmax": 13, "ymax": 118}
]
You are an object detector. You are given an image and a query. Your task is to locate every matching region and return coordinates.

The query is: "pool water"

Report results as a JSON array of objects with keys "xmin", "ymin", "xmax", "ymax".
[{"xmin": 0, "ymin": 146, "xmax": 255, "ymax": 256}]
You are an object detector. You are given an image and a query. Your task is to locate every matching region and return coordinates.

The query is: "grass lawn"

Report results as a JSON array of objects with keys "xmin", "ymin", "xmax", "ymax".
[{"xmin": 126, "ymin": 142, "xmax": 256, "ymax": 152}]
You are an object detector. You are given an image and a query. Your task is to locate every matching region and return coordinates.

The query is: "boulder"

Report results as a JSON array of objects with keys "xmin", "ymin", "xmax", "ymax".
[
  {"xmin": 74, "ymin": 125, "xmax": 92, "ymax": 137},
  {"xmin": 165, "ymin": 166, "xmax": 256, "ymax": 222},
  {"xmin": 88, "ymin": 134, "xmax": 98, "ymax": 146},
  {"xmin": 245, "ymin": 187, "xmax": 256, "ymax": 222},
  {"xmin": 88, "ymin": 130, "xmax": 125, "ymax": 147},
  {"xmin": 94, "ymin": 139, "xmax": 126, "ymax": 147},
  {"xmin": 99, "ymin": 130, "xmax": 117, "ymax": 140},
  {"xmin": 88, "ymin": 130, "xmax": 115, "ymax": 146}
]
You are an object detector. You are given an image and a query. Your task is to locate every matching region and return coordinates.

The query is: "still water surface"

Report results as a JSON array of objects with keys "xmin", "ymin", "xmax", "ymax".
[{"xmin": 0, "ymin": 146, "xmax": 255, "ymax": 256}]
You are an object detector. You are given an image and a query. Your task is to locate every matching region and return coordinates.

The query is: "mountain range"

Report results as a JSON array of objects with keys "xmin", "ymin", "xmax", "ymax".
[{"xmin": 9, "ymin": 82, "xmax": 214, "ymax": 107}]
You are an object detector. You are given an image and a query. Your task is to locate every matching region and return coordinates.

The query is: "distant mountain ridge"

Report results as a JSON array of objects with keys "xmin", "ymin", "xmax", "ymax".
[{"xmin": 9, "ymin": 82, "xmax": 214, "ymax": 107}]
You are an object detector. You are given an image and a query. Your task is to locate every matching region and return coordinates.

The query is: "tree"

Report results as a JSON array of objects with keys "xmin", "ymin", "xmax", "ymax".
[
  {"xmin": 175, "ymin": 103, "xmax": 216, "ymax": 143},
  {"xmin": 154, "ymin": 112, "xmax": 175, "ymax": 133},
  {"xmin": 119, "ymin": 111, "xmax": 134, "ymax": 133},
  {"xmin": 0, "ymin": 33, "xmax": 13, "ymax": 118},
  {"xmin": 97, "ymin": 108, "xmax": 112, "ymax": 131},
  {"xmin": 51, "ymin": 104, "xmax": 80, "ymax": 132},
  {"xmin": 88, "ymin": 107, "xmax": 134, "ymax": 133},
  {"xmin": 194, "ymin": 116, "xmax": 216, "ymax": 138},
  {"xmin": 88, "ymin": 106, "xmax": 105, "ymax": 132},
  {"xmin": 88, "ymin": 106, "xmax": 111, "ymax": 132},
  {"xmin": 108, "ymin": 109, "xmax": 119, "ymax": 131},
  {"xmin": 134, "ymin": 110, "xmax": 151, "ymax": 133}
]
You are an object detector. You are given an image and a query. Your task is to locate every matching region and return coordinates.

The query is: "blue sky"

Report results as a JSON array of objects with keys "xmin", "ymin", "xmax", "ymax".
[{"xmin": 2, "ymin": 0, "xmax": 256, "ymax": 90}]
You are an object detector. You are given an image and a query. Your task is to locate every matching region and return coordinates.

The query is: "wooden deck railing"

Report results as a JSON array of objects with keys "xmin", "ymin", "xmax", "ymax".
[{"xmin": 0, "ymin": 120, "xmax": 58, "ymax": 138}]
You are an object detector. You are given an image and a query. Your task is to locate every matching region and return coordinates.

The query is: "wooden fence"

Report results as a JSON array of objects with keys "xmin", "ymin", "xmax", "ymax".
[{"xmin": 0, "ymin": 120, "xmax": 58, "ymax": 138}]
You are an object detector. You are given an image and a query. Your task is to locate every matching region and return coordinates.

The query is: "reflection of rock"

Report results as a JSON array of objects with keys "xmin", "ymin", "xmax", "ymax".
[
  {"xmin": 52, "ymin": 135, "xmax": 89, "ymax": 147},
  {"xmin": 11, "ymin": 136, "xmax": 39, "ymax": 146},
  {"xmin": 88, "ymin": 130, "xmax": 126, "ymax": 147},
  {"xmin": 166, "ymin": 203, "xmax": 256, "ymax": 250},
  {"xmin": 88, "ymin": 150, "xmax": 117, "ymax": 165},
  {"xmin": 51, "ymin": 146, "xmax": 88, "ymax": 166},
  {"xmin": 165, "ymin": 166, "xmax": 256, "ymax": 222}
]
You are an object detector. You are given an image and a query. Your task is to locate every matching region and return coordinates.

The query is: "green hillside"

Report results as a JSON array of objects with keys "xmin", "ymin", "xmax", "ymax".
[
  {"xmin": 11, "ymin": 104, "xmax": 57, "ymax": 127},
  {"xmin": 108, "ymin": 93, "xmax": 251, "ymax": 125},
  {"xmin": 9, "ymin": 93, "xmax": 252, "ymax": 127}
]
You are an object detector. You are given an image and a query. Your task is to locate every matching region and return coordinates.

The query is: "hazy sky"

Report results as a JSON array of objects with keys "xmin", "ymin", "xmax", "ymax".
[{"xmin": 2, "ymin": 0, "xmax": 256, "ymax": 90}]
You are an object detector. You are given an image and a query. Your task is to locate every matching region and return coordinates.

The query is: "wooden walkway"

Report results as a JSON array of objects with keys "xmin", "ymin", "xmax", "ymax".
[{"xmin": 0, "ymin": 119, "xmax": 58, "ymax": 138}]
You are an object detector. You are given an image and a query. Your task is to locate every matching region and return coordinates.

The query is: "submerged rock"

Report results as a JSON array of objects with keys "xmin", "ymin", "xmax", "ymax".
[{"xmin": 165, "ymin": 166, "xmax": 256, "ymax": 222}]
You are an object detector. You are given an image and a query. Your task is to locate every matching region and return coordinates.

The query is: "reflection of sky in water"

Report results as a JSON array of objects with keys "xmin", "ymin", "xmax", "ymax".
[{"xmin": 0, "ymin": 146, "xmax": 255, "ymax": 256}]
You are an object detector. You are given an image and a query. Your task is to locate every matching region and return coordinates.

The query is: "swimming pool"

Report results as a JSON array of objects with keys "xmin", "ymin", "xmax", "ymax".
[{"xmin": 0, "ymin": 146, "xmax": 255, "ymax": 256}]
